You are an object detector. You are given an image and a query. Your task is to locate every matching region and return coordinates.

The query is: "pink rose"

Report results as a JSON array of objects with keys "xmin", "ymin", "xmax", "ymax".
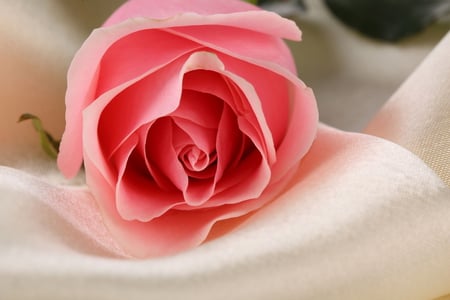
[{"xmin": 57, "ymin": 0, "xmax": 317, "ymax": 258}]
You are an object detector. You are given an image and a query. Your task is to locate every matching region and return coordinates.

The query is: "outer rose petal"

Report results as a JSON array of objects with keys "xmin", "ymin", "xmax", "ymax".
[{"xmin": 103, "ymin": 0, "xmax": 259, "ymax": 26}]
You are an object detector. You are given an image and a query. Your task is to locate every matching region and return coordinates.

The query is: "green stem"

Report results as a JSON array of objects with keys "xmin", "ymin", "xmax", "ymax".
[{"xmin": 18, "ymin": 113, "xmax": 60, "ymax": 159}]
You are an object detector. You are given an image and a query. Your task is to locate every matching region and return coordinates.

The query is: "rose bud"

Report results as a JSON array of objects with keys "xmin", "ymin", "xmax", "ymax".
[{"xmin": 58, "ymin": 0, "xmax": 318, "ymax": 258}]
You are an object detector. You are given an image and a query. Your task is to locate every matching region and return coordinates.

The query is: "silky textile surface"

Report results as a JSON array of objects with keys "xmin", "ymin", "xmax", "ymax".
[{"xmin": 0, "ymin": 0, "xmax": 449, "ymax": 299}]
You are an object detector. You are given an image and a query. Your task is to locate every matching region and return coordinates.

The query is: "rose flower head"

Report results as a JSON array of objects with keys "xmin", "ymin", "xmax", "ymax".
[{"xmin": 57, "ymin": 0, "xmax": 318, "ymax": 258}]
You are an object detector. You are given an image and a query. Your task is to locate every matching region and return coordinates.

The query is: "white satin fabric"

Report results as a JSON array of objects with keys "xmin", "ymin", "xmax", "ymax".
[{"xmin": 0, "ymin": 1, "xmax": 449, "ymax": 300}]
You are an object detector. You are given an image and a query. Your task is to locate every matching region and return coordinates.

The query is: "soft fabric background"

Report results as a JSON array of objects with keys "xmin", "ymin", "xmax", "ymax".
[{"xmin": 0, "ymin": 0, "xmax": 449, "ymax": 299}]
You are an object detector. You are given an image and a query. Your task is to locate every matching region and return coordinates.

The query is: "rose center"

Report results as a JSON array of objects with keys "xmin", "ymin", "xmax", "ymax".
[{"xmin": 179, "ymin": 145, "xmax": 216, "ymax": 172}]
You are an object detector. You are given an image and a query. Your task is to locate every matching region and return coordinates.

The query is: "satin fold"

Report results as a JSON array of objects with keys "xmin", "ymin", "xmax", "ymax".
[{"xmin": 366, "ymin": 32, "xmax": 450, "ymax": 186}]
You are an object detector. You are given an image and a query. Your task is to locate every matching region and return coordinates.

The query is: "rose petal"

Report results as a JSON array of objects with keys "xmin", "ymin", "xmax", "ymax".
[
  {"xmin": 215, "ymin": 104, "xmax": 247, "ymax": 180},
  {"xmin": 145, "ymin": 118, "xmax": 188, "ymax": 192},
  {"xmin": 104, "ymin": 4, "xmax": 301, "ymax": 42},
  {"xmin": 183, "ymin": 178, "xmax": 216, "ymax": 206},
  {"xmin": 166, "ymin": 25, "xmax": 297, "ymax": 74},
  {"xmin": 116, "ymin": 160, "xmax": 183, "ymax": 222},
  {"xmin": 170, "ymin": 120, "xmax": 194, "ymax": 151},
  {"xmin": 222, "ymin": 74, "xmax": 276, "ymax": 165},
  {"xmin": 215, "ymin": 54, "xmax": 291, "ymax": 146},
  {"xmin": 271, "ymin": 85, "xmax": 318, "ymax": 182},
  {"xmin": 212, "ymin": 150, "xmax": 271, "ymax": 205},
  {"xmin": 97, "ymin": 29, "xmax": 201, "ymax": 97},
  {"xmin": 97, "ymin": 55, "xmax": 188, "ymax": 159},
  {"xmin": 136, "ymin": 124, "xmax": 179, "ymax": 191},
  {"xmin": 182, "ymin": 70, "xmax": 234, "ymax": 101},
  {"xmin": 104, "ymin": 0, "xmax": 259, "ymax": 26},
  {"xmin": 172, "ymin": 118, "xmax": 217, "ymax": 154},
  {"xmin": 171, "ymin": 121, "xmax": 217, "ymax": 206},
  {"xmin": 170, "ymin": 88, "xmax": 223, "ymax": 129},
  {"xmin": 113, "ymin": 133, "xmax": 183, "ymax": 221},
  {"xmin": 178, "ymin": 146, "xmax": 211, "ymax": 173}
]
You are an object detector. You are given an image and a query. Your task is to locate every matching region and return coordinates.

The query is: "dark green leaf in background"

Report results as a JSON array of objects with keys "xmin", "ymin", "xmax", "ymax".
[
  {"xmin": 324, "ymin": 0, "xmax": 450, "ymax": 41},
  {"xmin": 259, "ymin": 0, "xmax": 307, "ymax": 14},
  {"xmin": 260, "ymin": 0, "xmax": 306, "ymax": 9}
]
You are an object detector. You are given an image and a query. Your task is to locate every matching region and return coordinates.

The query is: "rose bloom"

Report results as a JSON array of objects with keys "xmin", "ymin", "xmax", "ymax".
[{"xmin": 58, "ymin": 0, "xmax": 317, "ymax": 258}]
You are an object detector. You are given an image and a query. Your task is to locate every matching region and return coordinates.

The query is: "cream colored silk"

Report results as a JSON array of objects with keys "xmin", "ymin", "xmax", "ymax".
[
  {"xmin": 366, "ymin": 33, "xmax": 450, "ymax": 186},
  {"xmin": 0, "ymin": 1, "xmax": 449, "ymax": 300}
]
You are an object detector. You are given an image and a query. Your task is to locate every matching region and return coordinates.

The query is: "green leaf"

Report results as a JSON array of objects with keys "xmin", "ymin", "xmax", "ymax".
[
  {"xmin": 18, "ymin": 113, "xmax": 60, "ymax": 159},
  {"xmin": 324, "ymin": 0, "xmax": 450, "ymax": 41},
  {"xmin": 258, "ymin": 0, "xmax": 307, "ymax": 15},
  {"xmin": 245, "ymin": 0, "xmax": 258, "ymax": 4}
]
